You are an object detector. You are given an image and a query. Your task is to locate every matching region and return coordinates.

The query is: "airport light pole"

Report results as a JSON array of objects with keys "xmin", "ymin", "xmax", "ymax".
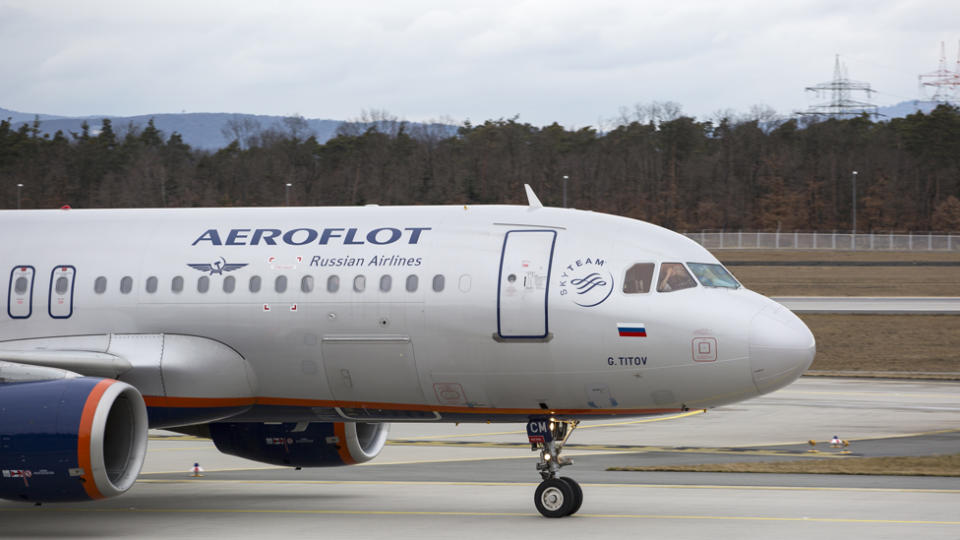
[
  {"xmin": 16, "ymin": 183, "xmax": 23, "ymax": 210},
  {"xmin": 851, "ymin": 170, "xmax": 858, "ymax": 231},
  {"xmin": 851, "ymin": 171, "xmax": 857, "ymax": 250},
  {"xmin": 562, "ymin": 175, "xmax": 569, "ymax": 208},
  {"xmin": 285, "ymin": 183, "xmax": 292, "ymax": 207}
]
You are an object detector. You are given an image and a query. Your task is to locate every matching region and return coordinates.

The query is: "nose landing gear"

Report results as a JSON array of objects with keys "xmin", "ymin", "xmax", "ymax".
[{"xmin": 527, "ymin": 418, "xmax": 582, "ymax": 517}]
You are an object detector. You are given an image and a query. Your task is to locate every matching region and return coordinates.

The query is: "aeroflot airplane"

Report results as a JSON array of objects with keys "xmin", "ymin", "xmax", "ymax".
[{"xmin": 0, "ymin": 186, "xmax": 814, "ymax": 517}]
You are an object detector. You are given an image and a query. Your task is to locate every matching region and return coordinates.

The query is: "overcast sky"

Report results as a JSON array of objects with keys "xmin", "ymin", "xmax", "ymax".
[{"xmin": 1, "ymin": 0, "xmax": 958, "ymax": 127}]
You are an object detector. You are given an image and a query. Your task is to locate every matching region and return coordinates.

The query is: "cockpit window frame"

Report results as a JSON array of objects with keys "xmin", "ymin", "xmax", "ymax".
[
  {"xmin": 656, "ymin": 262, "xmax": 698, "ymax": 293},
  {"xmin": 687, "ymin": 262, "xmax": 741, "ymax": 289},
  {"xmin": 622, "ymin": 262, "xmax": 656, "ymax": 294}
]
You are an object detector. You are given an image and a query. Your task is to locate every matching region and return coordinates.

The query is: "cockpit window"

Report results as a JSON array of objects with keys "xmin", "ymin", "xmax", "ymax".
[
  {"xmin": 688, "ymin": 263, "xmax": 740, "ymax": 289},
  {"xmin": 623, "ymin": 263, "xmax": 654, "ymax": 294},
  {"xmin": 656, "ymin": 263, "xmax": 697, "ymax": 293}
]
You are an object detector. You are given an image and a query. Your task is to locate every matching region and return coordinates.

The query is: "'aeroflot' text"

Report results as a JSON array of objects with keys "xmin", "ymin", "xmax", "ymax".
[{"xmin": 192, "ymin": 227, "xmax": 432, "ymax": 247}]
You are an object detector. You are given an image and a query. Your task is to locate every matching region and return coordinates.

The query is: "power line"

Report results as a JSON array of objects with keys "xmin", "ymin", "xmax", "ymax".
[
  {"xmin": 800, "ymin": 55, "xmax": 879, "ymax": 119},
  {"xmin": 918, "ymin": 40, "xmax": 960, "ymax": 104}
]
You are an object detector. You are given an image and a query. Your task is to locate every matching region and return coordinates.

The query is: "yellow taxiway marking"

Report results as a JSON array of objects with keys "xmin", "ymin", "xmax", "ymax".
[
  {"xmin": 2, "ymin": 506, "xmax": 957, "ymax": 525},
  {"xmin": 406, "ymin": 410, "xmax": 706, "ymax": 440},
  {"xmin": 841, "ymin": 427, "xmax": 960, "ymax": 441},
  {"xmin": 780, "ymin": 389, "xmax": 960, "ymax": 400},
  {"xmin": 749, "ymin": 427, "xmax": 960, "ymax": 449},
  {"xmin": 151, "ymin": 426, "xmax": 957, "ymax": 453},
  {"xmin": 139, "ymin": 442, "xmax": 844, "ymax": 476},
  {"xmin": 140, "ymin": 465, "xmax": 284, "ymax": 475},
  {"xmin": 139, "ymin": 450, "xmax": 642, "ymax": 475},
  {"xmin": 384, "ymin": 440, "xmax": 846, "ymax": 459},
  {"xmin": 582, "ymin": 410, "xmax": 706, "ymax": 427},
  {"xmin": 132, "ymin": 478, "xmax": 960, "ymax": 494},
  {"xmin": 145, "ymin": 415, "xmax": 956, "ymax": 470},
  {"xmin": 146, "ymin": 410, "xmax": 705, "ymax": 443}
]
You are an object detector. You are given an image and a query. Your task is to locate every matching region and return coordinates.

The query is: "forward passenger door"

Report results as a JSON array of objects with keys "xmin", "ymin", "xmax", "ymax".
[{"xmin": 496, "ymin": 230, "xmax": 556, "ymax": 339}]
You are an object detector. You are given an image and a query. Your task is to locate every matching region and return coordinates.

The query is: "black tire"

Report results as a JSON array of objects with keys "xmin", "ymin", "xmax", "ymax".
[
  {"xmin": 559, "ymin": 477, "xmax": 583, "ymax": 515},
  {"xmin": 534, "ymin": 478, "xmax": 574, "ymax": 518}
]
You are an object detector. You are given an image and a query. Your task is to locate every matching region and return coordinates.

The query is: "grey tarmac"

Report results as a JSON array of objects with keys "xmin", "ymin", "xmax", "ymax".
[{"xmin": 2, "ymin": 377, "xmax": 958, "ymax": 539}]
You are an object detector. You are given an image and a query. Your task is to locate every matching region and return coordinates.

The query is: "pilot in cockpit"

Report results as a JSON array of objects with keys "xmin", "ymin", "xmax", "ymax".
[{"xmin": 657, "ymin": 263, "xmax": 696, "ymax": 292}]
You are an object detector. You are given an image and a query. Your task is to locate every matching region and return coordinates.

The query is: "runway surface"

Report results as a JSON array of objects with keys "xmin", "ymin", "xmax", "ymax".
[
  {"xmin": 773, "ymin": 296, "xmax": 960, "ymax": 313},
  {"xmin": 2, "ymin": 377, "xmax": 959, "ymax": 538}
]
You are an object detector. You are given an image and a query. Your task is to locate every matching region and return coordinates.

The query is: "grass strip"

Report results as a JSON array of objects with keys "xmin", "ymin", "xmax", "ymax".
[
  {"xmin": 800, "ymin": 314, "xmax": 960, "ymax": 374},
  {"xmin": 607, "ymin": 454, "xmax": 960, "ymax": 477},
  {"xmin": 804, "ymin": 370, "xmax": 960, "ymax": 381}
]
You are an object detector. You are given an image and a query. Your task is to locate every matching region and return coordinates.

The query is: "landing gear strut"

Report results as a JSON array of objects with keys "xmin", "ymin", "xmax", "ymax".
[{"xmin": 527, "ymin": 418, "xmax": 582, "ymax": 517}]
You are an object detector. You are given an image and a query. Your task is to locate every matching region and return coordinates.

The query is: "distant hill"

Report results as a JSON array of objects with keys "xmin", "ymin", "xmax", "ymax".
[
  {"xmin": 877, "ymin": 100, "xmax": 948, "ymax": 119},
  {"xmin": 0, "ymin": 107, "xmax": 70, "ymax": 124},
  {"xmin": 6, "ymin": 101, "xmax": 949, "ymax": 149},
  {"xmin": 0, "ymin": 108, "xmax": 349, "ymax": 150}
]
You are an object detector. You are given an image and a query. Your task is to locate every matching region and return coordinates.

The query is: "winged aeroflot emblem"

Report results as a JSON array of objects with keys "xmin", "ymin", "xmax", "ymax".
[{"xmin": 187, "ymin": 257, "xmax": 248, "ymax": 275}]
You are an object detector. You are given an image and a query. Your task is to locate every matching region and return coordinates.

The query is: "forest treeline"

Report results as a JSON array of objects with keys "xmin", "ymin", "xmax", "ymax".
[{"xmin": 2, "ymin": 104, "xmax": 960, "ymax": 232}]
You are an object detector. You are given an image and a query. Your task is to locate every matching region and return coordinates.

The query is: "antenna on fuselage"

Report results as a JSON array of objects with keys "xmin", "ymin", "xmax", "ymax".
[{"xmin": 524, "ymin": 184, "xmax": 543, "ymax": 209}]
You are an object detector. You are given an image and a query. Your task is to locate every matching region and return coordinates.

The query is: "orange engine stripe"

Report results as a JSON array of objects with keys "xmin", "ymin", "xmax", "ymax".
[
  {"xmin": 77, "ymin": 379, "xmax": 115, "ymax": 500},
  {"xmin": 333, "ymin": 423, "xmax": 355, "ymax": 465}
]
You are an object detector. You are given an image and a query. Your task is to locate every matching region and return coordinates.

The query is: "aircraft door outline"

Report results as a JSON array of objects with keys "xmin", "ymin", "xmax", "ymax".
[
  {"xmin": 7, "ymin": 265, "xmax": 36, "ymax": 319},
  {"xmin": 322, "ymin": 336, "xmax": 427, "ymax": 405},
  {"xmin": 496, "ymin": 229, "xmax": 557, "ymax": 339},
  {"xmin": 48, "ymin": 265, "xmax": 77, "ymax": 319}
]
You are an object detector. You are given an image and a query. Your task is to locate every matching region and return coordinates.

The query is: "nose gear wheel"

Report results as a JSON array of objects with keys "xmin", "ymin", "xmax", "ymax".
[
  {"xmin": 534, "ymin": 478, "xmax": 574, "ymax": 518},
  {"xmin": 526, "ymin": 418, "xmax": 583, "ymax": 517}
]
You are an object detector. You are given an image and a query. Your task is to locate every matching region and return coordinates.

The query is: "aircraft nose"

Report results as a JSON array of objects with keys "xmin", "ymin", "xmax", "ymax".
[{"xmin": 749, "ymin": 303, "xmax": 816, "ymax": 394}]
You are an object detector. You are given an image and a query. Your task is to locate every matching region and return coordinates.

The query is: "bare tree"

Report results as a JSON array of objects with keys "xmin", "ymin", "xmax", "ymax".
[
  {"xmin": 221, "ymin": 116, "xmax": 262, "ymax": 149},
  {"xmin": 337, "ymin": 109, "xmax": 407, "ymax": 137},
  {"xmin": 282, "ymin": 114, "xmax": 312, "ymax": 141},
  {"xmin": 746, "ymin": 104, "xmax": 783, "ymax": 133}
]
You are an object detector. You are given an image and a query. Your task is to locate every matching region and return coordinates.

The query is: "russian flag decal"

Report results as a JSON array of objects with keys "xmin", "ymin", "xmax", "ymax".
[{"xmin": 617, "ymin": 323, "xmax": 647, "ymax": 337}]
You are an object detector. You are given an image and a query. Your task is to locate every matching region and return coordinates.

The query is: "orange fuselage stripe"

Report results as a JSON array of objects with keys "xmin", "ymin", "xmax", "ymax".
[
  {"xmin": 77, "ymin": 379, "xmax": 115, "ymax": 500},
  {"xmin": 142, "ymin": 396, "xmax": 255, "ymax": 408},
  {"xmin": 141, "ymin": 395, "xmax": 678, "ymax": 417}
]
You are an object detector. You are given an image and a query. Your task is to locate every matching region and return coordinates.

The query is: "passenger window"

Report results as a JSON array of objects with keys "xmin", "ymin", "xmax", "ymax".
[
  {"xmin": 432, "ymin": 274, "xmax": 445, "ymax": 292},
  {"xmin": 353, "ymin": 275, "xmax": 366, "ymax": 292},
  {"xmin": 327, "ymin": 275, "xmax": 340, "ymax": 293},
  {"xmin": 120, "ymin": 276, "xmax": 133, "ymax": 294},
  {"xmin": 47, "ymin": 266, "xmax": 75, "ymax": 319},
  {"xmin": 54, "ymin": 277, "xmax": 69, "ymax": 295},
  {"xmin": 406, "ymin": 274, "xmax": 418, "ymax": 292},
  {"xmin": 197, "ymin": 276, "xmax": 210, "ymax": 293},
  {"xmin": 301, "ymin": 275, "xmax": 314, "ymax": 293},
  {"xmin": 146, "ymin": 276, "xmax": 158, "ymax": 293},
  {"xmin": 172, "ymin": 276, "xmax": 184, "ymax": 293},
  {"xmin": 656, "ymin": 263, "xmax": 697, "ymax": 293},
  {"xmin": 94, "ymin": 276, "xmax": 107, "ymax": 294},
  {"xmin": 379, "ymin": 275, "xmax": 392, "ymax": 292},
  {"xmin": 224, "ymin": 275, "xmax": 236, "ymax": 293},
  {"xmin": 623, "ymin": 263, "xmax": 655, "ymax": 294},
  {"xmin": 687, "ymin": 263, "xmax": 740, "ymax": 289},
  {"xmin": 8, "ymin": 267, "xmax": 35, "ymax": 319},
  {"xmin": 275, "ymin": 275, "xmax": 287, "ymax": 293},
  {"xmin": 249, "ymin": 275, "xmax": 261, "ymax": 293}
]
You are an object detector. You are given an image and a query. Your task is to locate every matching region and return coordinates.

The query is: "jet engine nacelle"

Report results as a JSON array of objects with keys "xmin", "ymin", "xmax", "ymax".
[
  {"xmin": 208, "ymin": 421, "xmax": 389, "ymax": 467},
  {"xmin": 0, "ymin": 378, "xmax": 148, "ymax": 503}
]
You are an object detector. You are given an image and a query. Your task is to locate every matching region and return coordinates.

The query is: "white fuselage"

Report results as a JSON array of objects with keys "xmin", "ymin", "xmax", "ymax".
[{"xmin": 0, "ymin": 204, "xmax": 815, "ymax": 424}]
